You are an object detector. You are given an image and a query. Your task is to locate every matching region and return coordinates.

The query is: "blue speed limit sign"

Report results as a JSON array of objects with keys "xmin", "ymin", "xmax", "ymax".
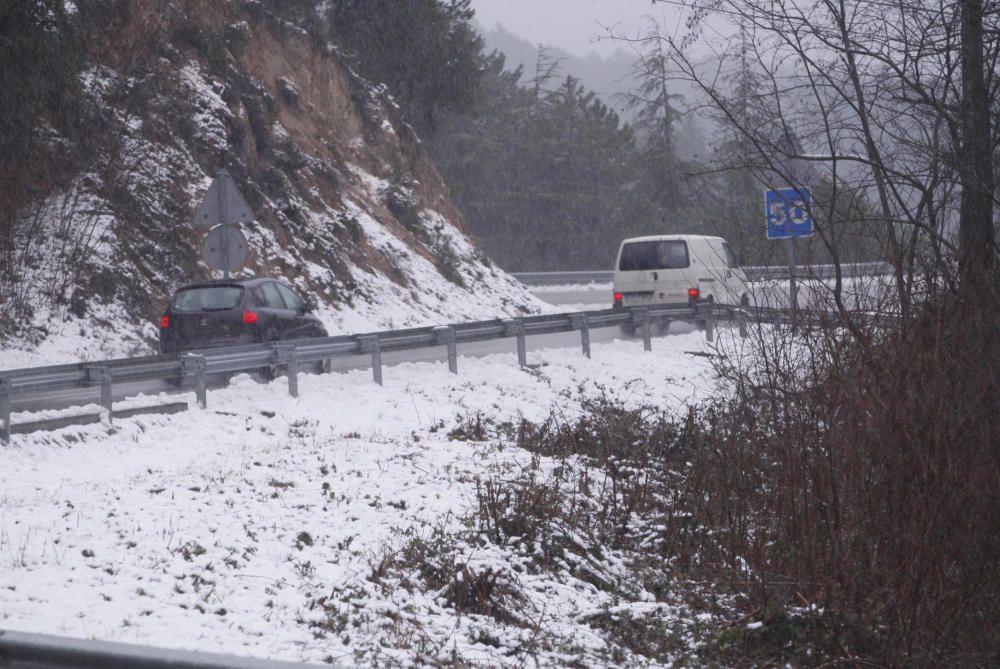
[{"xmin": 765, "ymin": 187, "xmax": 813, "ymax": 238}]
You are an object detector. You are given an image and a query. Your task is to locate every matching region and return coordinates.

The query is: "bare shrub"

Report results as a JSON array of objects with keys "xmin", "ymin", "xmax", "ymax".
[
  {"xmin": 467, "ymin": 399, "xmax": 737, "ymax": 664},
  {"xmin": 685, "ymin": 297, "xmax": 1000, "ymax": 666},
  {"xmin": 464, "ymin": 308, "xmax": 1000, "ymax": 665},
  {"xmin": 364, "ymin": 526, "xmax": 529, "ymax": 627},
  {"xmin": 497, "ymin": 394, "xmax": 702, "ymax": 553},
  {"xmin": 622, "ymin": 0, "xmax": 1000, "ymax": 658}
]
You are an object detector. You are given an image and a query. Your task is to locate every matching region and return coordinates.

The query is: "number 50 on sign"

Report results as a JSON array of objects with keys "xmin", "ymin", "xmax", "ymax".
[{"xmin": 765, "ymin": 187, "xmax": 814, "ymax": 239}]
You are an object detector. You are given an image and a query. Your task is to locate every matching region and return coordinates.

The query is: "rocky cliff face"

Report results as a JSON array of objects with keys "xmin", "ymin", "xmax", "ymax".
[{"xmin": 7, "ymin": 0, "xmax": 541, "ymax": 362}]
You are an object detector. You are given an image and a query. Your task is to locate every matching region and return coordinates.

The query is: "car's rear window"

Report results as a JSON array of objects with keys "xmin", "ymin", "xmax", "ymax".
[
  {"xmin": 618, "ymin": 240, "xmax": 689, "ymax": 271},
  {"xmin": 172, "ymin": 286, "xmax": 244, "ymax": 312}
]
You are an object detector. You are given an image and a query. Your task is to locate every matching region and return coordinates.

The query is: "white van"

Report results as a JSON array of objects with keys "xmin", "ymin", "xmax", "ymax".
[{"xmin": 612, "ymin": 234, "xmax": 748, "ymax": 309}]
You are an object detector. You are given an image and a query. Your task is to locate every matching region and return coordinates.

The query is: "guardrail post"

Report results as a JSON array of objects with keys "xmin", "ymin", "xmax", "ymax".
[
  {"xmin": 287, "ymin": 346, "xmax": 299, "ymax": 397},
  {"xmin": 434, "ymin": 326, "xmax": 458, "ymax": 374},
  {"xmin": 86, "ymin": 366, "xmax": 113, "ymax": 422},
  {"xmin": 273, "ymin": 344, "xmax": 298, "ymax": 398},
  {"xmin": 572, "ymin": 315, "xmax": 591, "ymax": 358},
  {"xmin": 361, "ymin": 335, "xmax": 383, "ymax": 385},
  {"xmin": 633, "ymin": 309, "xmax": 652, "ymax": 352},
  {"xmin": 702, "ymin": 303, "xmax": 715, "ymax": 343},
  {"xmin": 181, "ymin": 354, "xmax": 207, "ymax": 409},
  {"xmin": 503, "ymin": 319, "xmax": 528, "ymax": 368},
  {"xmin": 0, "ymin": 376, "xmax": 11, "ymax": 443},
  {"xmin": 737, "ymin": 306, "xmax": 748, "ymax": 339}
]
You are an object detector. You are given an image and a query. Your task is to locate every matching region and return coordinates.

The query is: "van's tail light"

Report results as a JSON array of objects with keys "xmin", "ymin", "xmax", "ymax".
[
  {"xmin": 688, "ymin": 288, "xmax": 700, "ymax": 305},
  {"xmin": 242, "ymin": 310, "xmax": 259, "ymax": 324},
  {"xmin": 613, "ymin": 292, "xmax": 623, "ymax": 308},
  {"xmin": 160, "ymin": 315, "xmax": 169, "ymax": 328}
]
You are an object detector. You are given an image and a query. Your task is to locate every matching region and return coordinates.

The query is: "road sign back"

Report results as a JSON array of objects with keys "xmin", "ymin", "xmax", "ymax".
[
  {"xmin": 194, "ymin": 169, "xmax": 254, "ymax": 228},
  {"xmin": 202, "ymin": 224, "xmax": 248, "ymax": 273}
]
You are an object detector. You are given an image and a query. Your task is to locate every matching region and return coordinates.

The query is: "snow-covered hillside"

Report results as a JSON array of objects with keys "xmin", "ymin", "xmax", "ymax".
[
  {"xmin": 0, "ymin": 331, "xmax": 736, "ymax": 668},
  {"xmin": 3, "ymin": 1, "xmax": 544, "ymax": 366}
]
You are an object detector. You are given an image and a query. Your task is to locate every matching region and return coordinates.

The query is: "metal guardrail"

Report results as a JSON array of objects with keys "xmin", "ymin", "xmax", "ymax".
[
  {"xmin": 512, "ymin": 262, "xmax": 894, "ymax": 286},
  {"xmin": 512, "ymin": 270, "xmax": 614, "ymax": 285},
  {"xmin": 0, "ymin": 629, "xmax": 333, "ymax": 669},
  {"xmin": 746, "ymin": 261, "xmax": 893, "ymax": 280},
  {"xmin": 0, "ymin": 303, "xmax": 892, "ymax": 443}
]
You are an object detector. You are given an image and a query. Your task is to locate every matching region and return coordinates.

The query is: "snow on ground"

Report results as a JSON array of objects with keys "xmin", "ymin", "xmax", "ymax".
[
  {"xmin": 526, "ymin": 282, "xmax": 613, "ymax": 294},
  {"xmin": 0, "ymin": 329, "xmax": 731, "ymax": 667},
  {"xmin": 521, "ymin": 275, "xmax": 894, "ymax": 316},
  {"xmin": 0, "ymin": 265, "xmax": 551, "ymax": 372},
  {"xmin": 748, "ymin": 275, "xmax": 896, "ymax": 311},
  {"xmin": 0, "ymin": 301, "xmax": 160, "ymax": 370}
]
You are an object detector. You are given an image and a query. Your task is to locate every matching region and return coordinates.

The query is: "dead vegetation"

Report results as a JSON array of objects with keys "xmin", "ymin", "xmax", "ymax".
[
  {"xmin": 353, "ymin": 303, "xmax": 1000, "ymax": 668},
  {"xmin": 304, "ymin": 397, "xmax": 735, "ymax": 667},
  {"xmin": 686, "ymin": 294, "xmax": 1000, "ymax": 667}
]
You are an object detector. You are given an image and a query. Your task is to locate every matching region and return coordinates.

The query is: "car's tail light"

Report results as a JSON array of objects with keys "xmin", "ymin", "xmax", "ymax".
[
  {"xmin": 242, "ymin": 310, "xmax": 259, "ymax": 324},
  {"xmin": 160, "ymin": 315, "xmax": 169, "ymax": 328}
]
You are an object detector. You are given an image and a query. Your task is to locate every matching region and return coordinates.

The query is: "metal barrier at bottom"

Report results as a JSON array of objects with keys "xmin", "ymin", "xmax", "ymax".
[{"xmin": 0, "ymin": 629, "xmax": 335, "ymax": 669}]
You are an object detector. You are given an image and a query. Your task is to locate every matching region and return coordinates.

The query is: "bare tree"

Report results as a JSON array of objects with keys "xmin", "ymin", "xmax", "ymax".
[
  {"xmin": 628, "ymin": 2, "xmax": 1000, "ymax": 664},
  {"xmin": 650, "ymin": 0, "xmax": 998, "ymax": 321},
  {"xmin": 958, "ymin": 0, "xmax": 996, "ymax": 321}
]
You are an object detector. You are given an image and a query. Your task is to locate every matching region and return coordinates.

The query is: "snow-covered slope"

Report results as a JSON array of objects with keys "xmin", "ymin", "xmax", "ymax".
[
  {"xmin": 3, "ymin": 1, "xmax": 545, "ymax": 368},
  {"xmin": 0, "ymin": 331, "xmax": 728, "ymax": 667}
]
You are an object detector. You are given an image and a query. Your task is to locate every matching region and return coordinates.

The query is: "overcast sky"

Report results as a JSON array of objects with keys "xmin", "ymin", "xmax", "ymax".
[{"xmin": 468, "ymin": 0, "xmax": 695, "ymax": 58}]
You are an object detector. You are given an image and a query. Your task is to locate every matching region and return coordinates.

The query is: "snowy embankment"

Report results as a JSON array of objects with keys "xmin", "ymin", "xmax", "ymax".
[
  {"xmin": 4, "ymin": 42, "xmax": 554, "ymax": 373},
  {"xmin": 0, "ymin": 329, "xmax": 737, "ymax": 667},
  {"xmin": 748, "ymin": 275, "xmax": 896, "ymax": 311},
  {"xmin": 523, "ymin": 274, "xmax": 895, "ymax": 313}
]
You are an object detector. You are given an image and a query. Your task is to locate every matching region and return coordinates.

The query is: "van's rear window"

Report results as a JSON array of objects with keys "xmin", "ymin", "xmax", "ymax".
[
  {"xmin": 172, "ymin": 286, "xmax": 244, "ymax": 312},
  {"xmin": 618, "ymin": 240, "xmax": 689, "ymax": 271}
]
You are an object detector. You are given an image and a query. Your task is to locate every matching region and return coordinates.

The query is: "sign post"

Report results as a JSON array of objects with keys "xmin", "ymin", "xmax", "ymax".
[
  {"xmin": 194, "ymin": 169, "xmax": 254, "ymax": 277},
  {"xmin": 765, "ymin": 186, "xmax": 813, "ymax": 319}
]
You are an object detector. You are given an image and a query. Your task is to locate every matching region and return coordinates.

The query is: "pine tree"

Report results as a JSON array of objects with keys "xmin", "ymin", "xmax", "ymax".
[
  {"xmin": 322, "ymin": 0, "xmax": 485, "ymax": 133},
  {"xmin": 0, "ymin": 1, "xmax": 84, "ymax": 281},
  {"xmin": 709, "ymin": 22, "xmax": 774, "ymax": 263},
  {"xmin": 622, "ymin": 27, "xmax": 683, "ymax": 208}
]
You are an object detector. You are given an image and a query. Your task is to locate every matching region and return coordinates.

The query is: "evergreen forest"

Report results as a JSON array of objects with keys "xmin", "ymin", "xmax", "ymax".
[
  {"xmin": 0, "ymin": 0, "xmax": 885, "ymax": 280},
  {"xmin": 320, "ymin": 0, "xmax": 884, "ymax": 270}
]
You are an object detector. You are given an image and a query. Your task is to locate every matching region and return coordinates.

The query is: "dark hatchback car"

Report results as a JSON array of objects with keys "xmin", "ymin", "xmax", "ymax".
[{"xmin": 159, "ymin": 278, "xmax": 328, "ymax": 354}]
